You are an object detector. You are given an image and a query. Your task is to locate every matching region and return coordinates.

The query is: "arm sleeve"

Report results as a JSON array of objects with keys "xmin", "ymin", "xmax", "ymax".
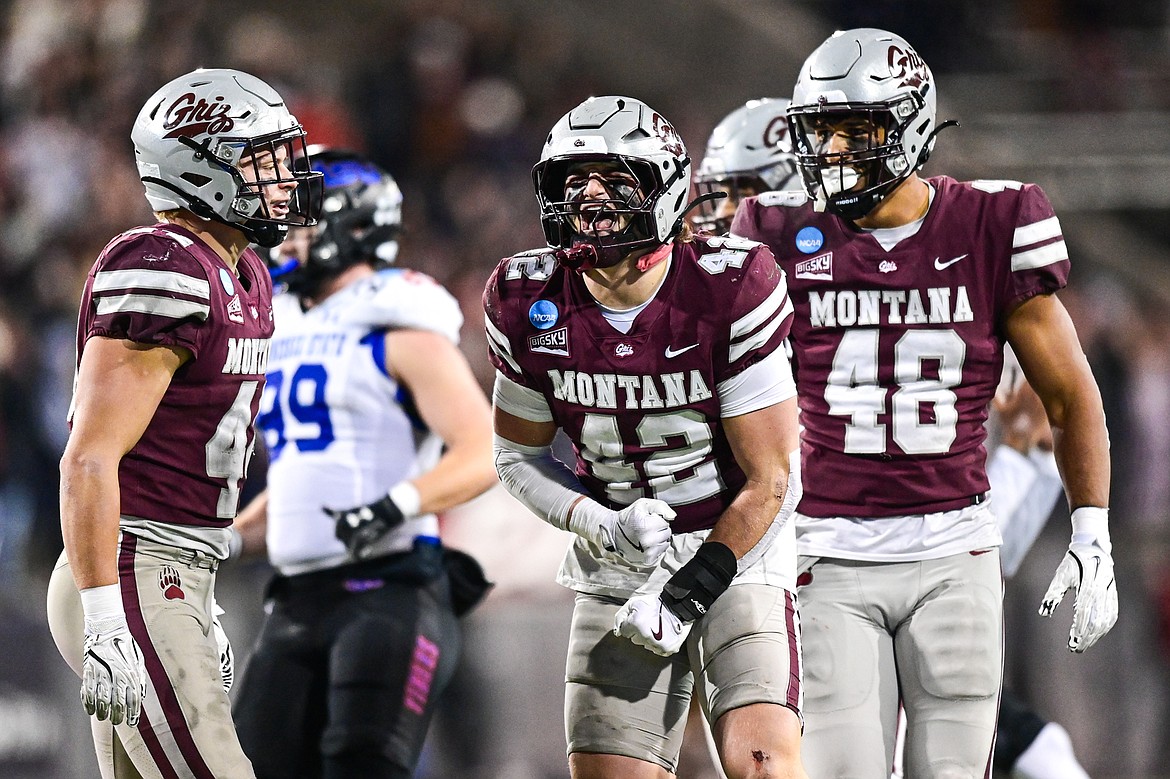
[
  {"xmin": 717, "ymin": 347, "xmax": 796, "ymax": 418},
  {"xmin": 492, "ymin": 434, "xmax": 589, "ymax": 531}
]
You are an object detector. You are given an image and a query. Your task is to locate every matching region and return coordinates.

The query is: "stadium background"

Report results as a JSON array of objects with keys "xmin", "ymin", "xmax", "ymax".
[{"xmin": 0, "ymin": 0, "xmax": 1168, "ymax": 776}]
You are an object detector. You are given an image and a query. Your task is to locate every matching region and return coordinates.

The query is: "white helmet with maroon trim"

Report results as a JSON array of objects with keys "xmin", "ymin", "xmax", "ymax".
[
  {"xmin": 532, "ymin": 95, "xmax": 691, "ymax": 270},
  {"xmin": 131, "ymin": 68, "xmax": 322, "ymax": 247}
]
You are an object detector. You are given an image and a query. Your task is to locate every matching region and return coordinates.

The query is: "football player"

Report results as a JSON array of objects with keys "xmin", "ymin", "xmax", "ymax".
[
  {"xmin": 692, "ymin": 97, "xmax": 800, "ymax": 236},
  {"xmin": 46, "ymin": 68, "xmax": 321, "ymax": 778},
  {"xmin": 229, "ymin": 147, "xmax": 496, "ymax": 779},
  {"xmin": 732, "ymin": 28, "xmax": 1117, "ymax": 777},
  {"xmin": 484, "ymin": 95, "xmax": 808, "ymax": 779}
]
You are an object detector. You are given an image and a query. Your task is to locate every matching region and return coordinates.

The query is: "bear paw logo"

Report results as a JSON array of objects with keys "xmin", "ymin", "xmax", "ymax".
[{"xmin": 158, "ymin": 565, "xmax": 185, "ymax": 601}]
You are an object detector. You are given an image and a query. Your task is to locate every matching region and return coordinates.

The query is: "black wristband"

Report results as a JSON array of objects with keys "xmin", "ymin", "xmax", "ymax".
[{"xmin": 661, "ymin": 541, "xmax": 738, "ymax": 622}]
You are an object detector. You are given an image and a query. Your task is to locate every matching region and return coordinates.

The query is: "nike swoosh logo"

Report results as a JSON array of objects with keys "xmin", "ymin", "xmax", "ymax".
[
  {"xmin": 934, "ymin": 254, "xmax": 968, "ymax": 270},
  {"xmin": 617, "ymin": 524, "xmax": 644, "ymax": 552},
  {"xmin": 665, "ymin": 343, "xmax": 699, "ymax": 359},
  {"xmin": 652, "ymin": 612, "xmax": 664, "ymax": 641}
]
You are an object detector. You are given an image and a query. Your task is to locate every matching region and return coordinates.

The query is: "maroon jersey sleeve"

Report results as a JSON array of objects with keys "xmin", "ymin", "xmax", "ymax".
[
  {"xmin": 1000, "ymin": 181, "xmax": 1069, "ymax": 309},
  {"xmin": 710, "ymin": 238, "xmax": 793, "ymax": 384},
  {"xmin": 482, "ymin": 249, "xmax": 561, "ymax": 390},
  {"xmin": 86, "ymin": 229, "xmax": 213, "ymax": 357}
]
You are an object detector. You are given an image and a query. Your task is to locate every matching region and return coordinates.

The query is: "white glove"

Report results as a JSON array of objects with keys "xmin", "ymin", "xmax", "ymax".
[
  {"xmin": 569, "ymin": 497, "xmax": 675, "ymax": 568},
  {"xmin": 613, "ymin": 592, "xmax": 692, "ymax": 657},
  {"xmin": 212, "ymin": 602, "xmax": 234, "ymax": 694},
  {"xmin": 81, "ymin": 613, "xmax": 146, "ymax": 726},
  {"xmin": 1039, "ymin": 508, "xmax": 1118, "ymax": 653}
]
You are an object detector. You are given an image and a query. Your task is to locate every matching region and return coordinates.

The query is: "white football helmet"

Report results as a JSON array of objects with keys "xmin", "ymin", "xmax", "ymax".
[
  {"xmin": 131, "ymin": 68, "xmax": 322, "ymax": 247},
  {"xmin": 788, "ymin": 28, "xmax": 947, "ymax": 220},
  {"xmin": 532, "ymin": 95, "xmax": 691, "ymax": 270},
  {"xmin": 693, "ymin": 98, "xmax": 798, "ymax": 234}
]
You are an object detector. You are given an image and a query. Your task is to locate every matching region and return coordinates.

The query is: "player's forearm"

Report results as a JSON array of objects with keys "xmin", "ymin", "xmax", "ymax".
[
  {"xmin": 232, "ymin": 489, "xmax": 268, "ymax": 558},
  {"xmin": 60, "ymin": 449, "xmax": 123, "ymax": 590},
  {"xmin": 706, "ymin": 477, "xmax": 783, "ymax": 559},
  {"xmin": 412, "ymin": 432, "xmax": 498, "ymax": 515},
  {"xmin": 1050, "ymin": 387, "xmax": 1111, "ymax": 510}
]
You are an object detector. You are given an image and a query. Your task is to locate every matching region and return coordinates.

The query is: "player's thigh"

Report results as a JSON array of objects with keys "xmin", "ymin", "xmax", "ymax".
[
  {"xmin": 898, "ymin": 551, "xmax": 1002, "ymax": 702},
  {"xmin": 47, "ymin": 550, "xmax": 84, "ymax": 677},
  {"xmin": 897, "ymin": 551, "xmax": 1002, "ymax": 776},
  {"xmin": 234, "ymin": 594, "xmax": 327, "ymax": 778},
  {"xmin": 565, "ymin": 592, "xmax": 692, "ymax": 774},
  {"xmin": 695, "ymin": 583, "xmax": 802, "ymax": 725},
  {"xmin": 797, "ymin": 558, "xmax": 899, "ymax": 777},
  {"xmin": 118, "ymin": 536, "xmax": 254, "ymax": 779},
  {"xmin": 696, "ymin": 584, "xmax": 803, "ymax": 774},
  {"xmin": 323, "ymin": 575, "xmax": 461, "ymax": 769}
]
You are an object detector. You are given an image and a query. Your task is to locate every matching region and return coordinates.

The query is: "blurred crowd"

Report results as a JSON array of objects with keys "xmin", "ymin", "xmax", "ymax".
[{"xmin": 2, "ymin": 1, "xmax": 1169, "ymax": 776}]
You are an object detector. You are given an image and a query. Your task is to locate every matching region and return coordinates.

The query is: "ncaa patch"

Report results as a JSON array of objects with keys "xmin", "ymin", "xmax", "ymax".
[
  {"xmin": 158, "ymin": 565, "xmax": 185, "ymax": 601},
  {"xmin": 529, "ymin": 326, "xmax": 569, "ymax": 357},
  {"xmin": 219, "ymin": 267, "xmax": 236, "ymax": 295},
  {"xmin": 795, "ymin": 252, "xmax": 833, "ymax": 281},
  {"xmin": 795, "ymin": 226, "xmax": 825, "ymax": 254},
  {"xmin": 529, "ymin": 299, "xmax": 558, "ymax": 330}
]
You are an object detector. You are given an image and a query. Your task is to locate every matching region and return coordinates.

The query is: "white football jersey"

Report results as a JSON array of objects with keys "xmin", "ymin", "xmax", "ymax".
[{"xmin": 259, "ymin": 268, "xmax": 464, "ymax": 574}]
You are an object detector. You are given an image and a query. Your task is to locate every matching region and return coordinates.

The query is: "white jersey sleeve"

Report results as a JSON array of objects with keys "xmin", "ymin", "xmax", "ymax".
[{"xmin": 340, "ymin": 268, "xmax": 463, "ymax": 344}]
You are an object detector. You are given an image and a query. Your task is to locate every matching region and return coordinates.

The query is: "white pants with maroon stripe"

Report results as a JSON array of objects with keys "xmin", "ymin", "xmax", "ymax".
[
  {"xmin": 47, "ymin": 533, "xmax": 254, "ymax": 779},
  {"xmin": 797, "ymin": 550, "xmax": 1003, "ymax": 779}
]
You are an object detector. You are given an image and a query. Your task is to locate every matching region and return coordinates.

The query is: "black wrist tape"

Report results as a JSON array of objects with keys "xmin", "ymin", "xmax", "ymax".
[{"xmin": 661, "ymin": 542, "xmax": 738, "ymax": 622}]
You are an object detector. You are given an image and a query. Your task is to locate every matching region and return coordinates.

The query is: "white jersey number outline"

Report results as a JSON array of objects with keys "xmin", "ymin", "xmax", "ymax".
[
  {"xmin": 825, "ymin": 328, "xmax": 965, "ymax": 455},
  {"xmin": 579, "ymin": 410, "xmax": 724, "ymax": 505},
  {"xmin": 206, "ymin": 380, "xmax": 262, "ymax": 518}
]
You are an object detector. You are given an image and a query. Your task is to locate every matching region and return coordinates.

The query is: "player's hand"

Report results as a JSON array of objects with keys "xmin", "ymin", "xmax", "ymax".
[
  {"xmin": 1040, "ymin": 537, "xmax": 1118, "ymax": 653},
  {"xmin": 211, "ymin": 603, "xmax": 234, "ymax": 694},
  {"xmin": 614, "ymin": 592, "xmax": 692, "ymax": 656},
  {"xmin": 81, "ymin": 615, "xmax": 146, "ymax": 726},
  {"xmin": 597, "ymin": 498, "xmax": 675, "ymax": 567},
  {"xmin": 327, "ymin": 494, "xmax": 406, "ymax": 559}
]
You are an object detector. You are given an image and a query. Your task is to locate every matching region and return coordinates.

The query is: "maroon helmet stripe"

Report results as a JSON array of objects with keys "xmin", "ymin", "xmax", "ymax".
[{"xmin": 119, "ymin": 534, "xmax": 217, "ymax": 779}]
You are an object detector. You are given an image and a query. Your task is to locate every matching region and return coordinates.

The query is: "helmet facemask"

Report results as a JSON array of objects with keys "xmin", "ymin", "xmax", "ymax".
[
  {"xmin": 789, "ymin": 95, "xmax": 926, "ymax": 222},
  {"xmin": 533, "ymin": 155, "xmax": 668, "ymax": 270},
  {"xmin": 219, "ymin": 127, "xmax": 322, "ymax": 247}
]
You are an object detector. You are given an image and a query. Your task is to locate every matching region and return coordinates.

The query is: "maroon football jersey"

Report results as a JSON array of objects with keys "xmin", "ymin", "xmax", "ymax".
[
  {"xmin": 73, "ymin": 223, "xmax": 274, "ymax": 528},
  {"xmin": 484, "ymin": 236, "xmax": 793, "ymax": 533},
  {"xmin": 733, "ymin": 176, "xmax": 1069, "ymax": 518}
]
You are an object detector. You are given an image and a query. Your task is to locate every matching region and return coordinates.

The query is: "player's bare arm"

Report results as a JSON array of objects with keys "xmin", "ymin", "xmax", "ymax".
[
  {"xmin": 61, "ymin": 337, "xmax": 188, "ymax": 589},
  {"xmin": 494, "ymin": 406, "xmax": 556, "ymax": 448},
  {"xmin": 388, "ymin": 328, "xmax": 496, "ymax": 512},
  {"xmin": 1004, "ymin": 293, "xmax": 1109, "ymax": 509},
  {"xmin": 232, "ymin": 488, "xmax": 269, "ymax": 558},
  {"xmin": 707, "ymin": 397, "xmax": 801, "ymax": 557}
]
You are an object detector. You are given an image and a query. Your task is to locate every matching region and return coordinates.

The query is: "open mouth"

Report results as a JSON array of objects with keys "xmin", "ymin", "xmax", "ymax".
[{"xmin": 578, "ymin": 204, "xmax": 624, "ymax": 235}]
